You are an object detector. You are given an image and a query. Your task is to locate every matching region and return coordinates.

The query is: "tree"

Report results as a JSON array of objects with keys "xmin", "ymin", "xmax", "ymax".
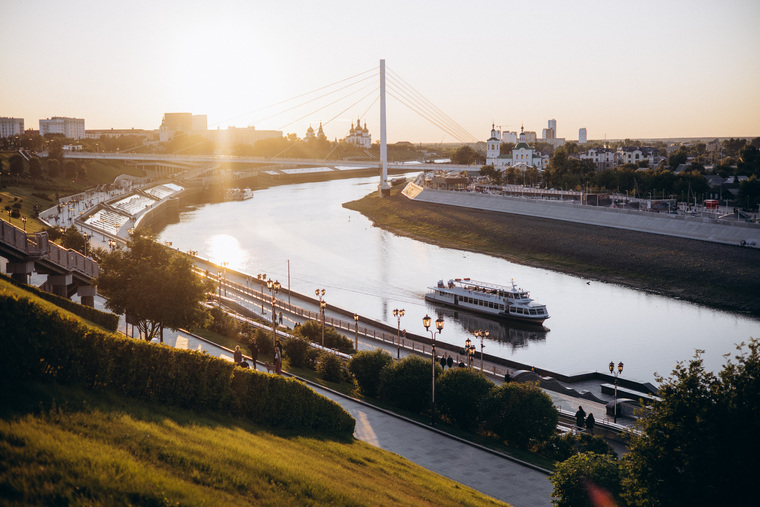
[
  {"xmin": 738, "ymin": 176, "xmax": 760, "ymax": 210},
  {"xmin": 378, "ymin": 355, "xmax": 438, "ymax": 413},
  {"xmin": 47, "ymin": 158, "xmax": 60, "ymax": 178},
  {"xmin": 480, "ymin": 381, "xmax": 558, "ymax": 449},
  {"xmin": 550, "ymin": 452, "xmax": 625, "ymax": 507},
  {"xmin": 9, "ymin": 154, "xmax": 25, "ymax": 177},
  {"xmin": 77, "ymin": 163, "xmax": 88, "ymax": 179},
  {"xmin": 63, "ymin": 160, "xmax": 77, "ymax": 179},
  {"xmin": 61, "ymin": 225, "xmax": 89, "ymax": 255},
  {"xmin": 293, "ymin": 319, "xmax": 354, "ymax": 353},
  {"xmin": 96, "ymin": 230, "xmax": 211, "ymax": 342},
  {"xmin": 436, "ymin": 367, "xmax": 494, "ymax": 430},
  {"xmin": 621, "ymin": 340, "xmax": 759, "ymax": 506},
  {"xmin": 450, "ymin": 145, "xmax": 485, "ymax": 165},
  {"xmin": 348, "ymin": 348, "xmax": 394, "ymax": 397},
  {"xmin": 29, "ymin": 157, "xmax": 43, "ymax": 179}
]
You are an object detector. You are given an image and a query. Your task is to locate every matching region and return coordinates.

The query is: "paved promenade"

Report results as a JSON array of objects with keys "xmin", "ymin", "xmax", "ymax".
[{"xmin": 146, "ymin": 324, "xmax": 553, "ymax": 507}]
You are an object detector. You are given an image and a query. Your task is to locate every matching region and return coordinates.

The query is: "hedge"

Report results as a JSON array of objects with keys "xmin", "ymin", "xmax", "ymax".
[
  {"xmin": 0, "ymin": 292, "xmax": 355, "ymax": 438},
  {"xmin": 2, "ymin": 274, "xmax": 119, "ymax": 332}
]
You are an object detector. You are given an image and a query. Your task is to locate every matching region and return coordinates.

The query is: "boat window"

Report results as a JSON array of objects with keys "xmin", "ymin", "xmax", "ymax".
[{"xmin": 530, "ymin": 309, "xmax": 537, "ymax": 315}]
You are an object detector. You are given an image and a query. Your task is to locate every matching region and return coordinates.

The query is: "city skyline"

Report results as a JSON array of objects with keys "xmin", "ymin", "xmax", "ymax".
[{"xmin": 1, "ymin": 0, "xmax": 759, "ymax": 144}]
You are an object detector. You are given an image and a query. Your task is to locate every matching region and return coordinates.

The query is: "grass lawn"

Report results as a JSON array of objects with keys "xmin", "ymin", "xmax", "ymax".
[
  {"xmin": 344, "ymin": 188, "xmax": 760, "ymax": 317},
  {"xmin": 0, "ymin": 380, "xmax": 507, "ymax": 506}
]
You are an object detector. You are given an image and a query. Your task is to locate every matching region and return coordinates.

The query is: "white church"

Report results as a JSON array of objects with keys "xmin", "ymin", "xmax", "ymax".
[
  {"xmin": 486, "ymin": 124, "xmax": 548, "ymax": 171},
  {"xmin": 344, "ymin": 119, "xmax": 371, "ymax": 148}
]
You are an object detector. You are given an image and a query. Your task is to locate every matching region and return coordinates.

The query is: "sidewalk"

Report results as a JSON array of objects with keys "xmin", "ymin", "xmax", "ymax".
[{"xmin": 136, "ymin": 324, "xmax": 554, "ymax": 507}]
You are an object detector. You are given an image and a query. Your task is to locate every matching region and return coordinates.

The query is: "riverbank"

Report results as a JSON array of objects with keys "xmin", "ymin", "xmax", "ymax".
[{"xmin": 343, "ymin": 188, "xmax": 760, "ymax": 318}]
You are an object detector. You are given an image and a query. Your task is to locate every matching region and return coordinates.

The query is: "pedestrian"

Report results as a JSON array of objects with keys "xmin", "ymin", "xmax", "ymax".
[
  {"xmin": 575, "ymin": 405, "xmax": 586, "ymax": 428},
  {"xmin": 273, "ymin": 345, "xmax": 282, "ymax": 375},
  {"xmin": 248, "ymin": 340, "xmax": 259, "ymax": 367},
  {"xmin": 233, "ymin": 345, "xmax": 242, "ymax": 366},
  {"xmin": 586, "ymin": 413, "xmax": 596, "ymax": 434}
]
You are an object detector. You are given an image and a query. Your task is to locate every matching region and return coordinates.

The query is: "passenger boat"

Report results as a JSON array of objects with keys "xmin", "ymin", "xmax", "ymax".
[
  {"xmin": 225, "ymin": 188, "xmax": 254, "ymax": 201},
  {"xmin": 425, "ymin": 278, "xmax": 550, "ymax": 324}
]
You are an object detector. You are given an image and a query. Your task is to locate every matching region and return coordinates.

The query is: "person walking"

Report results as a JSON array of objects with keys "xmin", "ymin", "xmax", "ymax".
[
  {"xmin": 273, "ymin": 345, "xmax": 282, "ymax": 375},
  {"xmin": 234, "ymin": 345, "xmax": 243, "ymax": 366},
  {"xmin": 575, "ymin": 405, "xmax": 586, "ymax": 429},
  {"xmin": 586, "ymin": 413, "xmax": 596, "ymax": 434}
]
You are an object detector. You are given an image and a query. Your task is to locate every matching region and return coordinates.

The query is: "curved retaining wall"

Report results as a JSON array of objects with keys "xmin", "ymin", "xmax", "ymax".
[{"xmin": 403, "ymin": 183, "xmax": 760, "ymax": 248}]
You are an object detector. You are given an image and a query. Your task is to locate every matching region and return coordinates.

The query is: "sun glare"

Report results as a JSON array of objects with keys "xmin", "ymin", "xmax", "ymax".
[{"xmin": 206, "ymin": 234, "xmax": 246, "ymax": 270}]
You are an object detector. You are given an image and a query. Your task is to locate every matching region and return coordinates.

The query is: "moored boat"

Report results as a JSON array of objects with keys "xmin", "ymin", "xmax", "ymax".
[
  {"xmin": 425, "ymin": 278, "xmax": 549, "ymax": 324},
  {"xmin": 225, "ymin": 188, "xmax": 254, "ymax": 201}
]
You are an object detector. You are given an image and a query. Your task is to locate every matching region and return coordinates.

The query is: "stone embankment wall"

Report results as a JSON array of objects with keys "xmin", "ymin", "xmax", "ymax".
[{"xmin": 403, "ymin": 183, "xmax": 760, "ymax": 248}]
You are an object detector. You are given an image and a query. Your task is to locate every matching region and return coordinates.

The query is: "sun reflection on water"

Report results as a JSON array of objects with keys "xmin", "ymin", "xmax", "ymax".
[{"xmin": 206, "ymin": 234, "xmax": 247, "ymax": 270}]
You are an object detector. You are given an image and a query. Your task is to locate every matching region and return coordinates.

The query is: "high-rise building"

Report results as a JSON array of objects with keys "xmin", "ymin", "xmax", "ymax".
[
  {"xmin": 0, "ymin": 117, "xmax": 24, "ymax": 138},
  {"xmin": 39, "ymin": 117, "xmax": 85, "ymax": 139},
  {"xmin": 548, "ymin": 119, "xmax": 557, "ymax": 137},
  {"xmin": 579, "ymin": 128, "xmax": 587, "ymax": 144}
]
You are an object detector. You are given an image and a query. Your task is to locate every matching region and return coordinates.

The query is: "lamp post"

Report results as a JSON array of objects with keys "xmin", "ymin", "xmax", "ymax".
[
  {"xmin": 108, "ymin": 239, "xmax": 117, "ymax": 251},
  {"xmin": 257, "ymin": 273, "xmax": 267, "ymax": 312},
  {"xmin": 474, "ymin": 329, "xmax": 489, "ymax": 370},
  {"xmin": 267, "ymin": 278, "xmax": 281, "ymax": 350},
  {"xmin": 464, "ymin": 338, "xmax": 476, "ymax": 368},
  {"xmin": 423, "ymin": 314, "xmax": 444, "ymax": 426},
  {"xmin": 353, "ymin": 313, "xmax": 359, "ymax": 351},
  {"xmin": 21, "ymin": 216, "xmax": 27, "ymax": 230},
  {"xmin": 609, "ymin": 361, "xmax": 624, "ymax": 423},
  {"xmin": 393, "ymin": 308, "xmax": 405, "ymax": 358},
  {"xmin": 82, "ymin": 232, "xmax": 89, "ymax": 257},
  {"xmin": 315, "ymin": 288, "xmax": 326, "ymax": 347}
]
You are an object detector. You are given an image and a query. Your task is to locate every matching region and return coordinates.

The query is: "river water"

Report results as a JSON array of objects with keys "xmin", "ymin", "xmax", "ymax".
[{"xmin": 157, "ymin": 175, "xmax": 759, "ymax": 384}]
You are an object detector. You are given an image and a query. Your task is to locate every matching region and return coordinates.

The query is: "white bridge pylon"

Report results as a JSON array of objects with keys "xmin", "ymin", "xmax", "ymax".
[{"xmin": 378, "ymin": 59, "xmax": 390, "ymax": 197}]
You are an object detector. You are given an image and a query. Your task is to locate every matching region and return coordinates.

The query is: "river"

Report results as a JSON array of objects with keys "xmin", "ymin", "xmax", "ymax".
[{"xmin": 157, "ymin": 175, "xmax": 759, "ymax": 384}]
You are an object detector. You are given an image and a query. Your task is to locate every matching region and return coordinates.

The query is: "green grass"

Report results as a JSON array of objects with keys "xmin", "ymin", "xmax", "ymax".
[
  {"xmin": 344, "ymin": 188, "xmax": 760, "ymax": 317},
  {"xmin": 0, "ymin": 381, "xmax": 506, "ymax": 506}
]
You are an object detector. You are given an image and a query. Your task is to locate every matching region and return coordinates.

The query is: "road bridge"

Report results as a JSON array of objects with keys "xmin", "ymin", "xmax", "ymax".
[{"xmin": 0, "ymin": 218, "xmax": 99, "ymax": 305}]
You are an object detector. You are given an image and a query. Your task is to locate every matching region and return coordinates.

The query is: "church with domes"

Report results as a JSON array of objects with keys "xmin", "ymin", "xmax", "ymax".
[
  {"xmin": 486, "ymin": 124, "xmax": 548, "ymax": 171},
  {"xmin": 345, "ymin": 119, "xmax": 371, "ymax": 148}
]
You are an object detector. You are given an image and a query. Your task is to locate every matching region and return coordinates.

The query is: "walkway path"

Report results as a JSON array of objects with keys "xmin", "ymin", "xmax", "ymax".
[{"xmin": 143, "ymin": 324, "xmax": 553, "ymax": 507}]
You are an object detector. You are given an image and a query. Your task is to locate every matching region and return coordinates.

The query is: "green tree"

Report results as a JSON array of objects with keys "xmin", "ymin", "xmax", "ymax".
[
  {"xmin": 550, "ymin": 452, "xmax": 625, "ymax": 507},
  {"xmin": 77, "ymin": 162, "xmax": 88, "ymax": 179},
  {"xmin": 379, "ymin": 355, "xmax": 438, "ymax": 413},
  {"xmin": 96, "ymin": 230, "xmax": 211, "ymax": 342},
  {"xmin": 9, "ymin": 154, "xmax": 25, "ymax": 177},
  {"xmin": 63, "ymin": 160, "xmax": 77, "ymax": 179},
  {"xmin": 450, "ymin": 145, "xmax": 485, "ymax": 165},
  {"xmin": 738, "ymin": 176, "xmax": 760, "ymax": 210},
  {"xmin": 317, "ymin": 352, "xmax": 344, "ymax": 382},
  {"xmin": 293, "ymin": 319, "xmax": 354, "ymax": 353},
  {"xmin": 28, "ymin": 157, "xmax": 42, "ymax": 179},
  {"xmin": 47, "ymin": 158, "xmax": 60, "ymax": 178},
  {"xmin": 436, "ymin": 367, "xmax": 494, "ymax": 430},
  {"xmin": 283, "ymin": 336, "xmax": 311, "ymax": 368},
  {"xmin": 61, "ymin": 225, "xmax": 89, "ymax": 255},
  {"xmin": 621, "ymin": 340, "xmax": 759, "ymax": 506},
  {"xmin": 480, "ymin": 381, "xmax": 558, "ymax": 449},
  {"xmin": 348, "ymin": 348, "xmax": 394, "ymax": 397}
]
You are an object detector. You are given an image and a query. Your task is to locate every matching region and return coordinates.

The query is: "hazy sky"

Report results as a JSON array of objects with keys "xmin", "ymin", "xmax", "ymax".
[{"xmin": 2, "ymin": 0, "xmax": 759, "ymax": 143}]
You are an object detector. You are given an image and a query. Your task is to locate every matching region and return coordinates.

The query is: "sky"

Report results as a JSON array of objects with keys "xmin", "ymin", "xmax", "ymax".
[{"xmin": 1, "ymin": 0, "xmax": 759, "ymax": 143}]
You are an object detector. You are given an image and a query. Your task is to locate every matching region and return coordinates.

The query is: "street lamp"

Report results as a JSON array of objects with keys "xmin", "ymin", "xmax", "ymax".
[
  {"xmin": 108, "ymin": 239, "xmax": 117, "ymax": 251},
  {"xmin": 464, "ymin": 337, "xmax": 476, "ymax": 368},
  {"xmin": 82, "ymin": 232, "xmax": 89, "ymax": 257},
  {"xmin": 474, "ymin": 329, "xmax": 489, "ymax": 370},
  {"xmin": 219, "ymin": 261, "xmax": 229, "ymax": 300},
  {"xmin": 267, "ymin": 278, "xmax": 281, "ymax": 350},
  {"xmin": 21, "ymin": 216, "xmax": 27, "ymax": 231},
  {"xmin": 393, "ymin": 308, "xmax": 405, "ymax": 358},
  {"xmin": 315, "ymin": 288, "xmax": 326, "ymax": 346},
  {"xmin": 423, "ymin": 314, "xmax": 444, "ymax": 426},
  {"xmin": 609, "ymin": 361, "xmax": 624, "ymax": 423},
  {"xmin": 353, "ymin": 313, "xmax": 359, "ymax": 350}
]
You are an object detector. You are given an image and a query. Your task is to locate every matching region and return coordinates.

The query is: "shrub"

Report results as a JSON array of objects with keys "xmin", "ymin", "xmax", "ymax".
[
  {"xmin": 0, "ymin": 291, "xmax": 355, "ymax": 438},
  {"xmin": 294, "ymin": 319, "xmax": 354, "ymax": 353},
  {"xmin": 379, "ymin": 355, "xmax": 438, "ymax": 413},
  {"xmin": 480, "ymin": 381, "xmax": 558, "ymax": 449},
  {"xmin": 436, "ymin": 367, "xmax": 494, "ymax": 430},
  {"xmin": 536, "ymin": 432, "xmax": 617, "ymax": 462},
  {"xmin": 348, "ymin": 349, "xmax": 393, "ymax": 397},
  {"xmin": 207, "ymin": 306, "xmax": 239, "ymax": 338},
  {"xmin": 317, "ymin": 352, "xmax": 345, "ymax": 383},
  {"xmin": 550, "ymin": 452, "xmax": 624, "ymax": 507},
  {"xmin": 283, "ymin": 336, "xmax": 311, "ymax": 368}
]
